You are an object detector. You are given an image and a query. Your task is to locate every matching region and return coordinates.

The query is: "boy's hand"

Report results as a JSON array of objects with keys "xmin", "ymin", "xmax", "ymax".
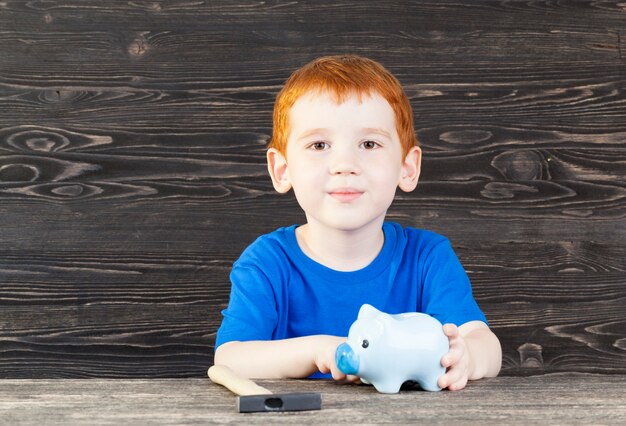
[
  {"xmin": 438, "ymin": 323, "xmax": 472, "ymax": 391},
  {"xmin": 313, "ymin": 336, "xmax": 360, "ymax": 382}
]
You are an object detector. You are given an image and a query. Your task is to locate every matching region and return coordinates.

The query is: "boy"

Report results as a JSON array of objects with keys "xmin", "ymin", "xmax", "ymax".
[{"xmin": 214, "ymin": 55, "xmax": 501, "ymax": 391}]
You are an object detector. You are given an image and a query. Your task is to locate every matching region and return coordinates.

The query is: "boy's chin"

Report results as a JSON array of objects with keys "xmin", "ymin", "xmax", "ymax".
[{"xmin": 305, "ymin": 216, "xmax": 386, "ymax": 233}]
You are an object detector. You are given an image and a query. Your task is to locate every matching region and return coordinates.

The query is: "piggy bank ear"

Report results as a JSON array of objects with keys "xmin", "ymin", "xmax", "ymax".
[
  {"xmin": 376, "ymin": 312, "xmax": 395, "ymax": 329},
  {"xmin": 358, "ymin": 304, "xmax": 382, "ymax": 320}
]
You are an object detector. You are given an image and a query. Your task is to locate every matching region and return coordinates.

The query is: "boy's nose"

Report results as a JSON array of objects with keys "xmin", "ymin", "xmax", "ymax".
[{"xmin": 329, "ymin": 148, "xmax": 361, "ymax": 175}]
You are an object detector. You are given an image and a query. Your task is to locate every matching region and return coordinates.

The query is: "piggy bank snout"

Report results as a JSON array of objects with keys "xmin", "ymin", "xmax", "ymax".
[{"xmin": 335, "ymin": 342, "xmax": 359, "ymax": 375}]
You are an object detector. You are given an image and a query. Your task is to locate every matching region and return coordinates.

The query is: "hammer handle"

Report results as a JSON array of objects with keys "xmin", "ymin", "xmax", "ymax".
[{"xmin": 208, "ymin": 365, "xmax": 272, "ymax": 396}]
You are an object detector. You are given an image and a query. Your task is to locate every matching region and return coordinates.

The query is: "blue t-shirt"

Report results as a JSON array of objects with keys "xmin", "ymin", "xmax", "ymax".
[{"xmin": 215, "ymin": 222, "xmax": 487, "ymax": 377}]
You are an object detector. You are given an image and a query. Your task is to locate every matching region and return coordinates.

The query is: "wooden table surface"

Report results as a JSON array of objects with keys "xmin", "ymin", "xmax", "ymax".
[{"xmin": 1, "ymin": 373, "xmax": 624, "ymax": 425}]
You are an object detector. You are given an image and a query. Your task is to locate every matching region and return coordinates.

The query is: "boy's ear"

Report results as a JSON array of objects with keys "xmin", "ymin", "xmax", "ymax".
[
  {"xmin": 398, "ymin": 146, "xmax": 422, "ymax": 192},
  {"xmin": 267, "ymin": 148, "xmax": 292, "ymax": 193}
]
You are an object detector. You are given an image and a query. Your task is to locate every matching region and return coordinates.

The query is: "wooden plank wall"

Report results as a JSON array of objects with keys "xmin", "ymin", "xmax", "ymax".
[{"xmin": 1, "ymin": 1, "xmax": 624, "ymax": 378}]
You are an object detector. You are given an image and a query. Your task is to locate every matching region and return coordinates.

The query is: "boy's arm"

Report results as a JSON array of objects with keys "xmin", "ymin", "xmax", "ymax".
[
  {"xmin": 214, "ymin": 335, "xmax": 347, "ymax": 380},
  {"xmin": 438, "ymin": 321, "xmax": 502, "ymax": 390}
]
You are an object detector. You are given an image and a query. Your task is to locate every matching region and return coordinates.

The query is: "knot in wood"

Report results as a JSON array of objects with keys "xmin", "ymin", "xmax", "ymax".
[
  {"xmin": 492, "ymin": 150, "xmax": 545, "ymax": 181},
  {"xmin": 42, "ymin": 89, "xmax": 77, "ymax": 103},
  {"xmin": 51, "ymin": 184, "xmax": 85, "ymax": 197},
  {"xmin": 128, "ymin": 37, "xmax": 149, "ymax": 57},
  {"xmin": 8, "ymin": 130, "xmax": 70, "ymax": 152},
  {"xmin": 439, "ymin": 129, "xmax": 492, "ymax": 145},
  {"xmin": 517, "ymin": 343, "xmax": 544, "ymax": 369},
  {"xmin": 0, "ymin": 164, "xmax": 40, "ymax": 182}
]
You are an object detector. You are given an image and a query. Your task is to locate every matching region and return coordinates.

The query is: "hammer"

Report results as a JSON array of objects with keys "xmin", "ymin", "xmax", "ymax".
[{"xmin": 208, "ymin": 365, "xmax": 322, "ymax": 413}]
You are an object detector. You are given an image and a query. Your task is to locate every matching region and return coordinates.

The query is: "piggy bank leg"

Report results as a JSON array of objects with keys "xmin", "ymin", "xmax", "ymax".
[
  {"xmin": 417, "ymin": 371, "xmax": 444, "ymax": 392},
  {"xmin": 372, "ymin": 379, "xmax": 403, "ymax": 394}
]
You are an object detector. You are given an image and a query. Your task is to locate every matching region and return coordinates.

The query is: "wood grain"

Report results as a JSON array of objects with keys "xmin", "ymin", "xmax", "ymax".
[
  {"xmin": 1, "ymin": 0, "xmax": 625, "ymax": 378},
  {"xmin": 1, "ymin": 374, "xmax": 625, "ymax": 425}
]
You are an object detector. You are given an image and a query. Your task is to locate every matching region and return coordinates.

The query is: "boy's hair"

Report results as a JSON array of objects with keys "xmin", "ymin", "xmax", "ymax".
[{"xmin": 269, "ymin": 54, "xmax": 418, "ymax": 156}]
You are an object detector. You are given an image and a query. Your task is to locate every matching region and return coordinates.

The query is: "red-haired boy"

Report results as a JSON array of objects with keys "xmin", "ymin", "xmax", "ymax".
[{"xmin": 215, "ymin": 55, "xmax": 501, "ymax": 390}]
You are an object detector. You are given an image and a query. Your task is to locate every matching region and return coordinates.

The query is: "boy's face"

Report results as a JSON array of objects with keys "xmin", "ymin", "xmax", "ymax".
[{"xmin": 267, "ymin": 90, "xmax": 421, "ymax": 233}]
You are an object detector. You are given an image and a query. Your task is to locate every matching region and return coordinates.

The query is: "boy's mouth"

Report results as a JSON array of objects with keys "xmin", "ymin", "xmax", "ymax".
[{"xmin": 329, "ymin": 188, "xmax": 364, "ymax": 202}]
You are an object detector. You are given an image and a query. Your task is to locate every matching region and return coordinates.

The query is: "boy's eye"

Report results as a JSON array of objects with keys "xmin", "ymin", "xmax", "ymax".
[
  {"xmin": 309, "ymin": 141, "xmax": 329, "ymax": 151},
  {"xmin": 361, "ymin": 140, "xmax": 379, "ymax": 150}
]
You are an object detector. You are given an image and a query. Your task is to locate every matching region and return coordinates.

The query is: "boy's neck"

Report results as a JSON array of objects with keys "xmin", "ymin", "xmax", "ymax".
[{"xmin": 295, "ymin": 219, "xmax": 385, "ymax": 272}]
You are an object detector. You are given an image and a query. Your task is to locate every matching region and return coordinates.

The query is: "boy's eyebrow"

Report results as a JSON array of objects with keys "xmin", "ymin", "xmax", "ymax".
[
  {"xmin": 297, "ymin": 127, "xmax": 392, "ymax": 140},
  {"xmin": 297, "ymin": 128, "xmax": 329, "ymax": 139},
  {"xmin": 361, "ymin": 127, "xmax": 392, "ymax": 138}
]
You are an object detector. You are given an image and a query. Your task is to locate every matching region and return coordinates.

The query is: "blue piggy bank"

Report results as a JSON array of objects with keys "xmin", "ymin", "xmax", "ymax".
[{"xmin": 335, "ymin": 304, "xmax": 449, "ymax": 393}]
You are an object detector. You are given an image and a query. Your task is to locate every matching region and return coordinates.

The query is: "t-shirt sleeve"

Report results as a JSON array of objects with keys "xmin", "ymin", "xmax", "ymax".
[
  {"xmin": 214, "ymin": 261, "xmax": 278, "ymax": 349},
  {"xmin": 419, "ymin": 238, "xmax": 488, "ymax": 327}
]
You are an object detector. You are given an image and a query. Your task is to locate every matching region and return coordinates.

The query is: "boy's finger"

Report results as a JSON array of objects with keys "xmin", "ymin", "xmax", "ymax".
[
  {"xmin": 438, "ymin": 372, "xmax": 454, "ymax": 389},
  {"xmin": 331, "ymin": 371, "xmax": 347, "ymax": 381},
  {"xmin": 443, "ymin": 323, "xmax": 458, "ymax": 337},
  {"xmin": 448, "ymin": 376, "xmax": 468, "ymax": 391},
  {"xmin": 346, "ymin": 374, "xmax": 361, "ymax": 383},
  {"xmin": 330, "ymin": 365, "xmax": 347, "ymax": 381},
  {"xmin": 437, "ymin": 375, "xmax": 447, "ymax": 388},
  {"xmin": 441, "ymin": 347, "xmax": 463, "ymax": 367},
  {"xmin": 439, "ymin": 366, "xmax": 463, "ymax": 389}
]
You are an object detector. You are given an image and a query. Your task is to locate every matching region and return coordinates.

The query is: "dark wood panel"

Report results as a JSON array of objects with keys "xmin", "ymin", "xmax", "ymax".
[
  {"xmin": 1, "ymin": 28, "xmax": 623, "ymax": 131},
  {"xmin": 1, "ymin": 29, "xmax": 621, "ymax": 72},
  {"xmin": 0, "ymin": 127, "xmax": 624, "ymax": 202},
  {"xmin": 1, "ymin": 1, "xmax": 625, "ymax": 32},
  {"xmin": 0, "ymin": 201, "xmax": 623, "ymax": 253},
  {"xmin": 2, "ymin": 75, "xmax": 626, "ymax": 132},
  {"xmin": 3, "ymin": 126, "xmax": 626, "ymax": 159},
  {"xmin": 1, "ymin": 0, "xmax": 625, "ymax": 378},
  {"xmin": 1, "ymin": 241, "xmax": 624, "ymax": 377}
]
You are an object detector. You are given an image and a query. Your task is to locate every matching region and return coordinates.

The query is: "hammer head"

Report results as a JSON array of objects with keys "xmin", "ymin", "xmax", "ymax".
[{"xmin": 236, "ymin": 392, "xmax": 321, "ymax": 413}]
